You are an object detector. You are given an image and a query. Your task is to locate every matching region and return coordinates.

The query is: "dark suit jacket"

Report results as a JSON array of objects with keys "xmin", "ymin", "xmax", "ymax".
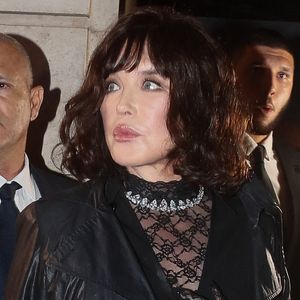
[
  {"xmin": 274, "ymin": 138, "xmax": 300, "ymax": 300},
  {"xmin": 30, "ymin": 165, "xmax": 77, "ymax": 198},
  {"xmin": 6, "ymin": 175, "xmax": 290, "ymax": 300},
  {"xmin": 0, "ymin": 165, "xmax": 77, "ymax": 299}
]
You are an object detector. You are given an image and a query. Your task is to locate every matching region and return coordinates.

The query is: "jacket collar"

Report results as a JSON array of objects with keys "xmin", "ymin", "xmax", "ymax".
[{"xmin": 92, "ymin": 175, "xmax": 281, "ymax": 299}]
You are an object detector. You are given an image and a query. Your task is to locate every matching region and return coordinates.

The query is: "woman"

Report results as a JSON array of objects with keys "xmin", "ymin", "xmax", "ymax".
[{"xmin": 6, "ymin": 8, "xmax": 289, "ymax": 300}]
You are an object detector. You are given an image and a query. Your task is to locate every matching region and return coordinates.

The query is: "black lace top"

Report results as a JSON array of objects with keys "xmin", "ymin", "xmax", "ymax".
[{"xmin": 125, "ymin": 174, "xmax": 212, "ymax": 300}]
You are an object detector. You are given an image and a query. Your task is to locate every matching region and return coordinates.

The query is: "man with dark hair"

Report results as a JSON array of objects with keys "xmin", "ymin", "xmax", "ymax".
[
  {"xmin": 232, "ymin": 27, "xmax": 300, "ymax": 299},
  {"xmin": 0, "ymin": 33, "xmax": 76, "ymax": 299}
]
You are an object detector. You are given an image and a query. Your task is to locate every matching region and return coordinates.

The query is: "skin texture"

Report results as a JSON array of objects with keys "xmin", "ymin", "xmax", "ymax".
[
  {"xmin": 0, "ymin": 40, "xmax": 44, "ymax": 180},
  {"xmin": 100, "ymin": 50, "xmax": 179, "ymax": 183},
  {"xmin": 234, "ymin": 45, "xmax": 294, "ymax": 143}
]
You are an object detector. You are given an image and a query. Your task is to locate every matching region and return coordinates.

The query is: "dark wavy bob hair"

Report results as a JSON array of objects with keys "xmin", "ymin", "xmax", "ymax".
[{"xmin": 59, "ymin": 7, "xmax": 249, "ymax": 192}]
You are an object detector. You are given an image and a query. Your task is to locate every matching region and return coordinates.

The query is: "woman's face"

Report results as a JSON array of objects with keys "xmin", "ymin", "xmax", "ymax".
[{"xmin": 101, "ymin": 49, "xmax": 177, "ymax": 182}]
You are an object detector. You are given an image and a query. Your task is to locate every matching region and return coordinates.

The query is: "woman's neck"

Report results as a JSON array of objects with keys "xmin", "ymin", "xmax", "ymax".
[{"xmin": 127, "ymin": 164, "xmax": 181, "ymax": 183}]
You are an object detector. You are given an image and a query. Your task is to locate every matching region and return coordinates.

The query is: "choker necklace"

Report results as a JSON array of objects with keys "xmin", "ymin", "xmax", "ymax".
[{"xmin": 125, "ymin": 185, "xmax": 204, "ymax": 213}]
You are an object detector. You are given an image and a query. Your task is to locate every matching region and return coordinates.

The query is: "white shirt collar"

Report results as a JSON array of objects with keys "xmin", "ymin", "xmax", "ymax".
[
  {"xmin": 244, "ymin": 132, "xmax": 273, "ymax": 161},
  {"xmin": 0, "ymin": 154, "xmax": 35, "ymax": 200},
  {"xmin": 244, "ymin": 133, "xmax": 257, "ymax": 156},
  {"xmin": 260, "ymin": 132, "xmax": 273, "ymax": 161}
]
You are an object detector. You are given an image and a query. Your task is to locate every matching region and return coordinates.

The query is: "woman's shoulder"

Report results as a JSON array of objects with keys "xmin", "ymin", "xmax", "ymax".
[
  {"xmin": 23, "ymin": 175, "xmax": 122, "ymax": 239},
  {"xmin": 18, "ymin": 180, "xmax": 93, "ymax": 226},
  {"xmin": 36, "ymin": 174, "xmax": 124, "ymax": 210}
]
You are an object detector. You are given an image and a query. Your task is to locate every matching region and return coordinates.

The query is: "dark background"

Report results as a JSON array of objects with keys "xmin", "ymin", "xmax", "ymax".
[
  {"xmin": 136, "ymin": 0, "xmax": 300, "ymax": 22},
  {"xmin": 131, "ymin": 0, "xmax": 300, "ymax": 124}
]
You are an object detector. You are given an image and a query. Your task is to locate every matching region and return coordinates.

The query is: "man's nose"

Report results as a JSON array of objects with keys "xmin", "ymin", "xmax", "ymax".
[
  {"xmin": 259, "ymin": 71, "xmax": 275, "ymax": 100},
  {"xmin": 268, "ymin": 75, "xmax": 277, "ymax": 97}
]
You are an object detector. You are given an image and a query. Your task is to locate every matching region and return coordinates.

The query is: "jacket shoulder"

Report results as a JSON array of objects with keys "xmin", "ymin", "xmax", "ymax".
[
  {"xmin": 34, "ymin": 176, "xmax": 120, "ymax": 250},
  {"xmin": 30, "ymin": 164, "xmax": 78, "ymax": 196}
]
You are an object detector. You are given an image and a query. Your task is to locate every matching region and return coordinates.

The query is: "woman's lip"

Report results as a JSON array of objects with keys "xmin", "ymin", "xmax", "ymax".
[{"xmin": 113, "ymin": 125, "xmax": 141, "ymax": 141}]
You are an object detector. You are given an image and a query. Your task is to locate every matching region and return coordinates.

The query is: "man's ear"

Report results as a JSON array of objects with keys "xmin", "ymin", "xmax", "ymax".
[{"xmin": 30, "ymin": 85, "xmax": 44, "ymax": 121}]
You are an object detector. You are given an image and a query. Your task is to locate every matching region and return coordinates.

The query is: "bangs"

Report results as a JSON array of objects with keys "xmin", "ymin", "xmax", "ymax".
[
  {"xmin": 102, "ymin": 33, "xmax": 170, "ymax": 79},
  {"xmin": 103, "ymin": 35, "xmax": 148, "ymax": 77}
]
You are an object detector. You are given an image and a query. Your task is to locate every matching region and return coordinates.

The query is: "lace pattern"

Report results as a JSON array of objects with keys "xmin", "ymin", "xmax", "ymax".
[{"xmin": 125, "ymin": 174, "xmax": 212, "ymax": 299}]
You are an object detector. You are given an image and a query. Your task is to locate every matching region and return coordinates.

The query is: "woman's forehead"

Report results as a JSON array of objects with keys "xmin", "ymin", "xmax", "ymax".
[{"xmin": 110, "ymin": 43, "xmax": 154, "ymax": 73}]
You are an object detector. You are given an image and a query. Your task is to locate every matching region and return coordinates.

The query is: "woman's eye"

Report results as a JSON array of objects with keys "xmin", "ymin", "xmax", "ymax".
[
  {"xmin": 143, "ymin": 80, "xmax": 161, "ymax": 90},
  {"xmin": 106, "ymin": 82, "xmax": 119, "ymax": 93}
]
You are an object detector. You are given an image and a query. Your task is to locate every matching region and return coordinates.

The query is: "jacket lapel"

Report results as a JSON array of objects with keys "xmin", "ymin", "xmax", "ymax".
[
  {"xmin": 198, "ymin": 188, "xmax": 255, "ymax": 299},
  {"xmin": 274, "ymin": 140, "xmax": 300, "ymax": 262}
]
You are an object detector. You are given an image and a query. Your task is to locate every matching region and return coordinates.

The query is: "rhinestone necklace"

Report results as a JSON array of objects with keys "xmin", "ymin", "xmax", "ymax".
[{"xmin": 125, "ymin": 185, "xmax": 204, "ymax": 213}]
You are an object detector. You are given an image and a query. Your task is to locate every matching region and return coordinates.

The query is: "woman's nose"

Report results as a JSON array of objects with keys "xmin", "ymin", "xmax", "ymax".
[{"xmin": 116, "ymin": 88, "xmax": 135, "ymax": 115}]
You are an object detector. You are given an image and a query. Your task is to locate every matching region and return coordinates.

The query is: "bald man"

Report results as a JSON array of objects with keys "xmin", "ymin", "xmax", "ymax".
[{"xmin": 0, "ymin": 34, "xmax": 76, "ymax": 298}]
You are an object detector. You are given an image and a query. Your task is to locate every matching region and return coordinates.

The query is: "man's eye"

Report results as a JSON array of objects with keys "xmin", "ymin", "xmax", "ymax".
[
  {"xmin": 143, "ymin": 80, "xmax": 161, "ymax": 90},
  {"xmin": 278, "ymin": 72, "xmax": 288, "ymax": 79},
  {"xmin": 0, "ymin": 82, "xmax": 8, "ymax": 89},
  {"xmin": 106, "ymin": 82, "xmax": 119, "ymax": 93}
]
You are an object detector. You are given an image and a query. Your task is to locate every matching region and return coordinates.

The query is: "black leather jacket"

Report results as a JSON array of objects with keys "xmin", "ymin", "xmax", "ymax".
[{"xmin": 6, "ymin": 175, "xmax": 290, "ymax": 299}]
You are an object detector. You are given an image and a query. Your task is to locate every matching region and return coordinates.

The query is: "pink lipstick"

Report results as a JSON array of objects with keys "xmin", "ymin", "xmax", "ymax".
[{"xmin": 113, "ymin": 125, "xmax": 140, "ymax": 142}]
